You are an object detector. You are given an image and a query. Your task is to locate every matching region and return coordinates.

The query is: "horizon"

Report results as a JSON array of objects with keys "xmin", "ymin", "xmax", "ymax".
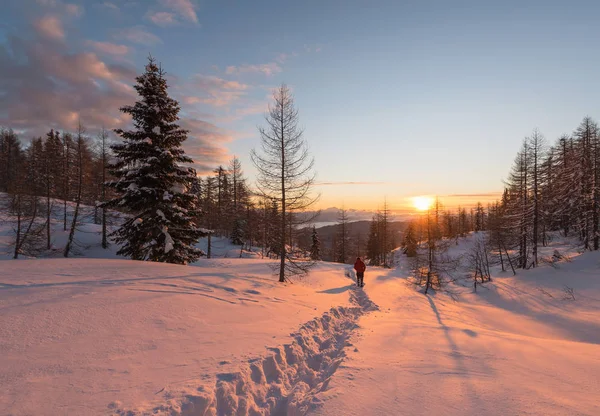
[
  {"xmin": 2, "ymin": 2, "xmax": 600, "ymax": 414},
  {"xmin": 2, "ymin": 0, "xmax": 600, "ymax": 213}
]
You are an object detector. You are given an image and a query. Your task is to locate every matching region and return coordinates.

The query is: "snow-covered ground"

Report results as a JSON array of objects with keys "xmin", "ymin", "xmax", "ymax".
[
  {"xmin": 312, "ymin": 240, "xmax": 600, "ymax": 416},
  {"xmin": 1, "ymin": 204, "xmax": 600, "ymax": 415},
  {"xmin": 0, "ymin": 258, "xmax": 369, "ymax": 415}
]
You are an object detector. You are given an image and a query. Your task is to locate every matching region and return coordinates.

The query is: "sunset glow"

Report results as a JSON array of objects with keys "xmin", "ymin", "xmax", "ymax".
[{"xmin": 412, "ymin": 196, "xmax": 434, "ymax": 211}]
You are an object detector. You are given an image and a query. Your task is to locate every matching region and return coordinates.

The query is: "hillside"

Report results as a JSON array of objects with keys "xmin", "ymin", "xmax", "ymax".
[
  {"xmin": 1, "ymin": 206, "xmax": 599, "ymax": 415},
  {"xmin": 313, "ymin": 239, "xmax": 600, "ymax": 416}
]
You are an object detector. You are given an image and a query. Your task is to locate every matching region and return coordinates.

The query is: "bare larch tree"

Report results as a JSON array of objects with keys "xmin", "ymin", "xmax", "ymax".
[{"xmin": 251, "ymin": 84, "xmax": 317, "ymax": 282}]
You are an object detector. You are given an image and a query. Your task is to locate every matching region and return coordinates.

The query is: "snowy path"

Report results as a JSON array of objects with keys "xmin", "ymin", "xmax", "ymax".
[
  {"xmin": 310, "ymin": 264, "xmax": 600, "ymax": 416},
  {"xmin": 164, "ymin": 284, "xmax": 378, "ymax": 415}
]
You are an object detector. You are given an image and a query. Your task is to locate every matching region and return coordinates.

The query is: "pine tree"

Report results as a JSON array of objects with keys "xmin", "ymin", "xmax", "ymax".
[
  {"xmin": 310, "ymin": 226, "xmax": 321, "ymax": 260},
  {"xmin": 230, "ymin": 218, "xmax": 245, "ymax": 245},
  {"xmin": 403, "ymin": 221, "xmax": 417, "ymax": 257},
  {"xmin": 0, "ymin": 128, "xmax": 22, "ymax": 193},
  {"xmin": 104, "ymin": 57, "xmax": 205, "ymax": 264},
  {"xmin": 366, "ymin": 215, "xmax": 381, "ymax": 265}
]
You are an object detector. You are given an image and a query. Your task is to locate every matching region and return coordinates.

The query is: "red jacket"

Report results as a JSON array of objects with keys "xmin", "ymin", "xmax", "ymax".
[{"xmin": 354, "ymin": 258, "xmax": 366, "ymax": 273}]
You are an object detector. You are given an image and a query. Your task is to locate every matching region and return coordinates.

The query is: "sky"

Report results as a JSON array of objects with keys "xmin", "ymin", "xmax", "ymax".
[{"xmin": 2, "ymin": 0, "xmax": 600, "ymax": 215}]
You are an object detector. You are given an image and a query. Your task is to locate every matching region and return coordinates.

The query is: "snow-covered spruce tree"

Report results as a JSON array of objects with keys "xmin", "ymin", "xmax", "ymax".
[
  {"xmin": 310, "ymin": 226, "xmax": 321, "ymax": 260},
  {"xmin": 104, "ymin": 57, "xmax": 205, "ymax": 264}
]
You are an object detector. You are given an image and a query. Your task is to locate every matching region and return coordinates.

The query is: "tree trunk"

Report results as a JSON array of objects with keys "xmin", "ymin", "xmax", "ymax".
[
  {"xmin": 64, "ymin": 139, "xmax": 83, "ymax": 258},
  {"xmin": 101, "ymin": 136, "xmax": 108, "ymax": 249},
  {"xmin": 46, "ymin": 194, "xmax": 51, "ymax": 250},
  {"xmin": 13, "ymin": 195, "xmax": 21, "ymax": 259},
  {"xmin": 278, "ymin": 101, "xmax": 286, "ymax": 283},
  {"xmin": 207, "ymin": 233, "xmax": 212, "ymax": 259}
]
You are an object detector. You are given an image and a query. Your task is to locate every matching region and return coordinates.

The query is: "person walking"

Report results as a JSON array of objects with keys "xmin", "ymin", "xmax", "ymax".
[{"xmin": 354, "ymin": 257, "xmax": 366, "ymax": 287}]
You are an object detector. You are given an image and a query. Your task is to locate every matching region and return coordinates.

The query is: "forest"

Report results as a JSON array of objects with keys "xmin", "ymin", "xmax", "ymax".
[{"xmin": 1, "ymin": 57, "xmax": 600, "ymax": 285}]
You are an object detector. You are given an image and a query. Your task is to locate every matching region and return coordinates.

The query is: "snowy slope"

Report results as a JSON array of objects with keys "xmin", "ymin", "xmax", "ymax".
[
  {"xmin": 0, "ymin": 258, "xmax": 372, "ymax": 415},
  {"xmin": 2, "ymin": 199, "xmax": 600, "ymax": 416},
  {"xmin": 311, "ymin": 239, "xmax": 600, "ymax": 416}
]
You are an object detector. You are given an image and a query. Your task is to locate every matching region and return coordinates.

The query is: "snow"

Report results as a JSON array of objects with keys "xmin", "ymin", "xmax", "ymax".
[
  {"xmin": 311, "ymin": 237, "xmax": 600, "ymax": 416},
  {"xmin": 170, "ymin": 183, "xmax": 186, "ymax": 194},
  {"xmin": 1, "ymin": 201, "xmax": 599, "ymax": 415},
  {"xmin": 162, "ymin": 225, "xmax": 173, "ymax": 253},
  {"xmin": 0, "ymin": 259, "xmax": 356, "ymax": 415}
]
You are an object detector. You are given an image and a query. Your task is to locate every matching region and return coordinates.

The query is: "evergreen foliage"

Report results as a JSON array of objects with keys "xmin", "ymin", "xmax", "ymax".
[
  {"xmin": 104, "ymin": 57, "xmax": 205, "ymax": 264},
  {"xmin": 310, "ymin": 226, "xmax": 321, "ymax": 260}
]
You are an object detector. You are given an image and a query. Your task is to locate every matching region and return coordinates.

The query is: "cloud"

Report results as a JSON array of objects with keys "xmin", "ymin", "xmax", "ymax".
[
  {"xmin": 34, "ymin": 0, "xmax": 84, "ymax": 17},
  {"xmin": 147, "ymin": 11, "xmax": 177, "ymax": 27},
  {"xmin": 0, "ymin": 20, "xmax": 233, "ymax": 172},
  {"xmin": 316, "ymin": 181, "xmax": 389, "ymax": 186},
  {"xmin": 178, "ymin": 118, "xmax": 233, "ymax": 173},
  {"xmin": 35, "ymin": 0, "xmax": 59, "ymax": 6},
  {"xmin": 33, "ymin": 15, "xmax": 65, "ymax": 41},
  {"xmin": 65, "ymin": 3, "xmax": 83, "ymax": 17},
  {"xmin": 443, "ymin": 192, "xmax": 502, "ymax": 198},
  {"xmin": 183, "ymin": 75, "xmax": 249, "ymax": 107},
  {"xmin": 0, "ymin": 33, "xmax": 136, "ymax": 135},
  {"xmin": 101, "ymin": 2, "xmax": 119, "ymax": 11},
  {"xmin": 86, "ymin": 41, "xmax": 130, "ymax": 57},
  {"xmin": 159, "ymin": 0, "xmax": 198, "ymax": 23},
  {"xmin": 225, "ymin": 62, "xmax": 282, "ymax": 77},
  {"xmin": 114, "ymin": 26, "xmax": 162, "ymax": 45},
  {"xmin": 234, "ymin": 102, "xmax": 267, "ymax": 117}
]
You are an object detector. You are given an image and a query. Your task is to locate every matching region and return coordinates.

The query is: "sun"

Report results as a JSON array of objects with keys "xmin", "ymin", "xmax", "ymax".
[{"xmin": 412, "ymin": 196, "xmax": 434, "ymax": 211}]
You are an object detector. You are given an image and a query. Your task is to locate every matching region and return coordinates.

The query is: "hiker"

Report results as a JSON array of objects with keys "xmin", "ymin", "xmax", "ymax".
[{"xmin": 354, "ymin": 257, "xmax": 366, "ymax": 287}]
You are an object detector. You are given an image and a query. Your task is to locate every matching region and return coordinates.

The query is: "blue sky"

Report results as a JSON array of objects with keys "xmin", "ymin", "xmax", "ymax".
[{"xmin": 1, "ymin": 0, "xmax": 599, "ymax": 212}]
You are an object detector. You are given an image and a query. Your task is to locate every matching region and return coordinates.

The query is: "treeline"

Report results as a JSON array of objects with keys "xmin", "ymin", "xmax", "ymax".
[
  {"xmin": 499, "ymin": 117, "xmax": 600, "ymax": 268},
  {"xmin": 0, "ymin": 125, "xmax": 301, "ymax": 259},
  {"xmin": 0, "ymin": 58, "xmax": 317, "ymax": 269},
  {"xmin": 399, "ymin": 116, "xmax": 600, "ymax": 293},
  {"xmin": 295, "ymin": 203, "xmax": 404, "ymax": 266},
  {"xmin": 0, "ymin": 125, "xmax": 112, "ymax": 257},
  {"xmin": 400, "ymin": 199, "xmax": 493, "ymax": 293}
]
